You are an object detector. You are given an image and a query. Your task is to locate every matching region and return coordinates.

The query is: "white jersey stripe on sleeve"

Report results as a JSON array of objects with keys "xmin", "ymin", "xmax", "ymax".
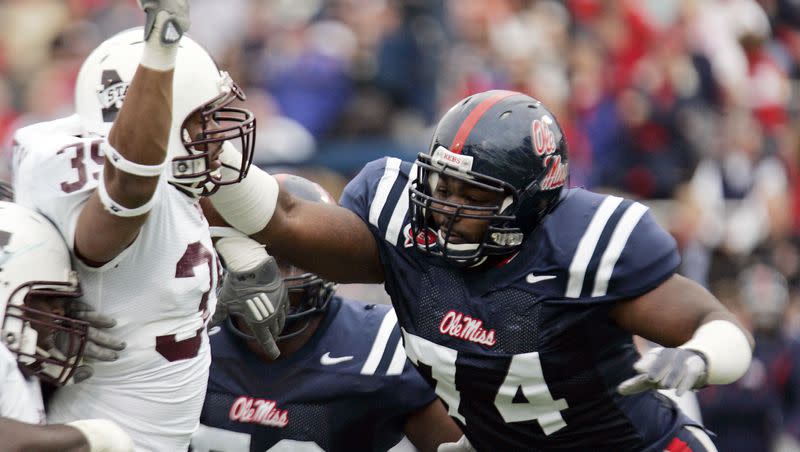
[
  {"xmin": 591, "ymin": 202, "xmax": 649, "ymax": 297},
  {"xmin": 565, "ymin": 195, "xmax": 623, "ymax": 298},
  {"xmin": 385, "ymin": 163, "xmax": 417, "ymax": 245},
  {"xmin": 386, "ymin": 341, "xmax": 407, "ymax": 376},
  {"xmin": 369, "ymin": 158, "xmax": 402, "ymax": 229},
  {"xmin": 361, "ymin": 309, "xmax": 398, "ymax": 375}
]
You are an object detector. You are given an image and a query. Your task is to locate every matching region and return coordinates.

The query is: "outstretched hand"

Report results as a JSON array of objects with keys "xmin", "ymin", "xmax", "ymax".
[
  {"xmin": 52, "ymin": 301, "xmax": 126, "ymax": 384},
  {"xmin": 617, "ymin": 347, "xmax": 708, "ymax": 396}
]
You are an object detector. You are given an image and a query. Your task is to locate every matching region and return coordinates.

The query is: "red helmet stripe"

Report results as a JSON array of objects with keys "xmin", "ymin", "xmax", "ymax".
[{"xmin": 449, "ymin": 90, "xmax": 519, "ymax": 154}]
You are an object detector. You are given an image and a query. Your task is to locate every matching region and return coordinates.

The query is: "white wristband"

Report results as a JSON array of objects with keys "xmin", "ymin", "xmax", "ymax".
[
  {"xmin": 679, "ymin": 320, "xmax": 753, "ymax": 385},
  {"xmin": 97, "ymin": 175, "xmax": 160, "ymax": 217},
  {"xmin": 106, "ymin": 145, "xmax": 167, "ymax": 177},
  {"xmin": 215, "ymin": 236, "xmax": 270, "ymax": 272},
  {"xmin": 208, "ymin": 143, "xmax": 278, "ymax": 235},
  {"xmin": 66, "ymin": 419, "xmax": 135, "ymax": 452}
]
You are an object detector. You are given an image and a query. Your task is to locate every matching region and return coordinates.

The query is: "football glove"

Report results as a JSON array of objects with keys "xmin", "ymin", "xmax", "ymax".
[
  {"xmin": 617, "ymin": 347, "xmax": 708, "ymax": 396},
  {"xmin": 56, "ymin": 301, "xmax": 126, "ymax": 363},
  {"xmin": 216, "ymin": 255, "xmax": 289, "ymax": 359},
  {"xmin": 438, "ymin": 435, "xmax": 477, "ymax": 452},
  {"xmin": 67, "ymin": 419, "xmax": 135, "ymax": 452},
  {"xmin": 138, "ymin": 0, "xmax": 190, "ymax": 45},
  {"xmin": 46, "ymin": 302, "xmax": 126, "ymax": 384}
]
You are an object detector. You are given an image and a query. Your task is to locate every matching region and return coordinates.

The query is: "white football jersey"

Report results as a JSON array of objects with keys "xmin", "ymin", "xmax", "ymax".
[
  {"xmin": 13, "ymin": 115, "xmax": 219, "ymax": 451},
  {"xmin": 0, "ymin": 343, "xmax": 45, "ymax": 424}
]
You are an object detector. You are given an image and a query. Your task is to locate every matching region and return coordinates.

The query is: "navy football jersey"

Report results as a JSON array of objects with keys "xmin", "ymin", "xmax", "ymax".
[
  {"xmin": 192, "ymin": 296, "xmax": 437, "ymax": 452},
  {"xmin": 339, "ymin": 157, "xmax": 701, "ymax": 452}
]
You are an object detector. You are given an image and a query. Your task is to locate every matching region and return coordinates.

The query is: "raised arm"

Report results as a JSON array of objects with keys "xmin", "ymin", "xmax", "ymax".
[{"xmin": 73, "ymin": 1, "xmax": 188, "ymax": 265}]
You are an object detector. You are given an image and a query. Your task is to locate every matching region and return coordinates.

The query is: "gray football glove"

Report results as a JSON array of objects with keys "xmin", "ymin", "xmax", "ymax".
[
  {"xmin": 138, "ymin": 0, "xmax": 190, "ymax": 45},
  {"xmin": 216, "ymin": 256, "xmax": 289, "ymax": 359},
  {"xmin": 617, "ymin": 347, "xmax": 708, "ymax": 396},
  {"xmin": 437, "ymin": 435, "xmax": 477, "ymax": 452},
  {"xmin": 52, "ymin": 302, "xmax": 126, "ymax": 384},
  {"xmin": 56, "ymin": 301, "xmax": 126, "ymax": 362}
]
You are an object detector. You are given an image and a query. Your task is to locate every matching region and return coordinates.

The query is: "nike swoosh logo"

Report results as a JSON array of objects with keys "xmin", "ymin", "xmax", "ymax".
[
  {"xmin": 526, "ymin": 274, "xmax": 557, "ymax": 284},
  {"xmin": 320, "ymin": 352, "xmax": 354, "ymax": 365}
]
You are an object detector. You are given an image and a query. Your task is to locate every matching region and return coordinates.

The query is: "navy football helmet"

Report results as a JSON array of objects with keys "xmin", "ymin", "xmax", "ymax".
[
  {"xmin": 228, "ymin": 174, "xmax": 336, "ymax": 342},
  {"xmin": 409, "ymin": 90, "xmax": 569, "ymax": 266}
]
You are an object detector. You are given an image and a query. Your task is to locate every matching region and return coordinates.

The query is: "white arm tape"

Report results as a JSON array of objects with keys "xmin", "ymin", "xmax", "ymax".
[
  {"xmin": 215, "ymin": 236, "xmax": 270, "ymax": 272},
  {"xmin": 679, "ymin": 319, "xmax": 753, "ymax": 385},
  {"xmin": 97, "ymin": 175, "xmax": 160, "ymax": 217},
  {"xmin": 209, "ymin": 226, "xmax": 248, "ymax": 239},
  {"xmin": 66, "ymin": 419, "xmax": 135, "ymax": 452},
  {"xmin": 106, "ymin": 145, "xmax": 168, "ymax": 177},
  {"xmin": 208, "ymin": 144, "xmax": 278, "ymax": 235}
]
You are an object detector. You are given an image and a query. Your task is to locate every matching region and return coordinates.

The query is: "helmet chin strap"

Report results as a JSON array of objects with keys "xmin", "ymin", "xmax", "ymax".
[{"xmin": 436, "ymin": 230, "xmax": 487, "ymax": 267}]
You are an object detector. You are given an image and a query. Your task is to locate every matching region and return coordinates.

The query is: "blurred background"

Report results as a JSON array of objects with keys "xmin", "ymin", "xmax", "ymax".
[{"xmin": 2, "ymin": 0, "xmax": 800, "ymax": 450}]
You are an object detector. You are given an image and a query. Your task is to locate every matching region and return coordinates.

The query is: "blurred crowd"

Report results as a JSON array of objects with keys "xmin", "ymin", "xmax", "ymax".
[{"xmin": 2, "ymin": 0, "xmax": 800, "ymax": 450}]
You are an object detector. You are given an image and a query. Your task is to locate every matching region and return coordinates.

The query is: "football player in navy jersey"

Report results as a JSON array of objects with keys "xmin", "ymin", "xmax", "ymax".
[
  {"xmin": 204, "ymin": 90, "xmax": 754, "ymax": 451},
  {"xmin": 194, "ymin": 175, "xmax": 463, "ymax": 452}
]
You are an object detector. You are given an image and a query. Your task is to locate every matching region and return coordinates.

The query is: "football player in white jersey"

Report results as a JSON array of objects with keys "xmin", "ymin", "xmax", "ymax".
[
  {"xmin": 0, "ymin": 201, "xmax": 134, "ymax": 452},
  {"xmin": 11, "ymin": 1, "xmax": 285, "ymax": 450}
]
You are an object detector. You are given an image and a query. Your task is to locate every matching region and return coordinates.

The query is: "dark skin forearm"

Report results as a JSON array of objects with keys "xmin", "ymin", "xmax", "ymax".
[
  {"xmin": 403, "ymin": 399, "xmax": 464, "ymax": 452},
  {"xmin": 0, "ymin": 417, "xmax": 89, "ymax": 452},
  {"xmin": 610, "ymin": 273, "xmax": 754, "ymax": 348}
]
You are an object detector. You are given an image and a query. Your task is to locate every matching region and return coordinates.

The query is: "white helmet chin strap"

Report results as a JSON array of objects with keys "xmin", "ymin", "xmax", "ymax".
[
  {"xmin": 436, "ymin": 230, "xmax": 487, "ymax": 267},
  {"xmin": 3, "ymin": 315, "xmax": 38, "ymax": 364}
]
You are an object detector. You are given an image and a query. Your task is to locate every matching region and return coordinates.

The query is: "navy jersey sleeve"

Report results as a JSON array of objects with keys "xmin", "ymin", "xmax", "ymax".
[
  {"xmin": 335, "ymin": 300, "xmax": 437, "ymax": 417},
  {"xmin": 339, "ymin": 158, "xmax": 387, "ymax": 224},
  {"xmin": 340, "ymin": 157, "xmax": 417, "ymax": 248},
  {"xmin": 544, "ymin": 191, "xmax": 680, "ymax": 304},
  {"xmin": 600, "ymin": 206, "xmax": 680, "ymax": 300},
  {"xmin": 378, "ymin": 352, "xmax": 438, "ymax": 416}
]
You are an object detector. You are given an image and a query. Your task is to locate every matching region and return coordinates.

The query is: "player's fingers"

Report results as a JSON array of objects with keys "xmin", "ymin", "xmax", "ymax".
[
  {"xmin": 269, "ymin": 306, "xmax": 286, "ymax": 338},
  {"xmin": 88, "ymin": 328, "xmax": 126, "ymax": 351},
  {"xmin": 72, "ymin": 365, "xmax": 94, "ymax": 383},
  {"xmin": 255, "ymin": 329, "xmax": 280, "ymax": 360},
  {"xmin": 674, "ymin": 374, "xmax": 694, "ymax": 397},
  {"xmin": 632, "ymin": 348, "xmax": 661, "ymax": 374},
  {"xmin": 78, "ymin": 311, "xmax": 117, "ymax": 329},
  {"xmin": 617, "ymin": 374, "xmax": 655, "ymax": 395},
  {"xmin": 659, "ymin": 360, "xmax": 687, "ymax": 390},
  {"xmin": 84, "ymin": 342, "xmax": 120, "ymax": 362}
]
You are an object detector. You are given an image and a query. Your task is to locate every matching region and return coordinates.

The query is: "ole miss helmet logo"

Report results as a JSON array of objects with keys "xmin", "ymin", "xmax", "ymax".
[{"xmin": 403, "ymin": 224, "xmax": 437, "ymax": 248}]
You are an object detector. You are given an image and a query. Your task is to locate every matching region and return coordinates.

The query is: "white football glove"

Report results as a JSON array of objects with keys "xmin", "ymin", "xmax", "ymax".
[
  {"xmin": 66, "ymin": 419, "xmax": 135, "ymax": 452},
  {"xmin": 438, "ymin": 435, "xmax": 477, "ymax": 452},
  {"xmin": 617, "ymin": 347, "xmax": 708, "ymax": 396},
  {"xmin": 138, "ymin": 0, "xmax": 190, "ymax": 45}
]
